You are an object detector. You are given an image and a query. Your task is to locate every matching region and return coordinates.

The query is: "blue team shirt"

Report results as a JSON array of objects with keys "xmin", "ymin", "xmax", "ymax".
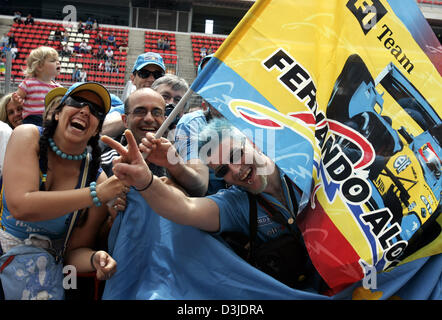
[
  {"xmin": 174, "ymin": 110, "xmax": 226, "ymax": 195},
  {"xmin": 207, "ymin": 170, "xmax": 301, "ymax": 242}
]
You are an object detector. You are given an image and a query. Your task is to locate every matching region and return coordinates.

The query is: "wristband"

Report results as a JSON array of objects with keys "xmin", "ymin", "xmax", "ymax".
[
  {"xmin": 90, "ymin": 251, "xmax": 97, "ymax": 270},
  {"xmin": 135, "ymin": 172, "xmax": 154, "ymax": 192},
  {"xmin": 89, "ymin": 182, "xmax": 102, "ymax": 207}
]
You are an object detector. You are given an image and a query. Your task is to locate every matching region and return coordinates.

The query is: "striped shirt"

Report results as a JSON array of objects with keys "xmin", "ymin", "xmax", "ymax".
[{"xmin": 19, "ymin": 78, "xmax": 61, "ymax": 119}]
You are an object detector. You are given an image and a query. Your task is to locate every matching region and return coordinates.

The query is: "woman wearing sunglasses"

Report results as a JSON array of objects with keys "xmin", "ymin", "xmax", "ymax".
[{"xmin": 1, "ymin": 82, "xmax": 128, "ymax": 299}]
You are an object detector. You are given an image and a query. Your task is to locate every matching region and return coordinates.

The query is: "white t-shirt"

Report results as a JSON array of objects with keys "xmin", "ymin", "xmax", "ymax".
[{"xmin": 0, "ymin": 121, "xmax": 13, "ymax": 176}]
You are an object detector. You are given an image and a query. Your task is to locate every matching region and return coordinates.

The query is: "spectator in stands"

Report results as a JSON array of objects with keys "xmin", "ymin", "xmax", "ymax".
[
  {"xmin": 102, "ymin": 52, "xmax": 165, "ymax": 138},
  {"xmin": 151, "ymin": 74, "xmax": 189, "ymax": 132},
  {"xmin": 79, "ymin": 40, "xmax": 89, "ymax": 54},
  {"xmin": 111, "ymin": 60, "xmax": 119, "ymax": 74},
  {"xmin": 1, "ymin": 45, "xmax": 10, "ymax": 60},
  {"xmin": 106, "ymin": 33, "xmax": 116, "ymax": 47},
  {"xmin": 119, "ymin": 38, "xmax": 128, "ymax": 53},
  {"xmin": 79, "ymin": 68, "xmax": 87, "ymax": 82},
  {"xmin": 62, "ymin": 30, "xmax": 70, "ymax": 42},
  {"xmin": 200, "ymin": 46, "xmax": 207, "ymax": 58},
  {"xmin": 10, "ymin": 44, "xmax": 18, "ymax": 60},
  {"xmin": 77, "ymin": 20, "xmax": 85, "ymax": 33},
  {"xmin": 105, "ymin": 59, "xmax": 112, "ymax": 73},
  {"xmin": 130, "ymin": 52, "xmax": 165, "ymax": 90},
  {"xmin": 86, "ymin": 17, "xmax": 93, "ymax": 30},
  {"xmin": 72, "ymin": 65, "xmax": 80, "ymax": 82},
  {"xmin": 97, "ymin": 60, "xmax": 105, "ymax": 72},
  {"xmin": 13, "ymin": 11, "xmax": 23, "ymax": 24},
  {"xmin": 11, "ymin": 46, "xmax": 61, "ymax": 126},
  {"xmin": 97, "ymin": 45, "xmax": 105, "ymax": 59},
  {"xmin": 24, "ymin": 13, "xmax": 34, "ymax": 25},
  {"xmin": 8, "ymin": 33, "xmax": 17, "ymax": 47},
  {"xmin": 1, "ymin": 82, "xmax": 125, "ymax": 299},
  {"xmin": 96, "ymin": 31, "xmax": 104, "ymax": 45},
  {"xmin": 157, "ymin": 36, "xmax": 165, "ymax": 50},
  {"xmin": 61, "ymin": 42, "xmax": 73, "ymax": 57},
  {"xmin": 0, "ymin": 34, "xmax": 9, "ymax": 47},
  {"xmin": 101, "ymin": 88, "xmax": 208, "ymax": 197},
  {"xmin": 54, "ymin": 28, "xmax": 63, "ymax": 42},
  {"xmin": 73, "ymin": 43, "xmax": 81, "ymax": 55},
  {"xmin": 105, "ymin": 46, "xmax": 114, "ymax": 61},
  {"xmin": 0, "ymin": 92, "xmax": 23, "ymax": 129},
  {"xmin": 207, "ymin": 46, "xmax": 214, "ymax": 55},
  {"xmin": 92, "ymin": 19, "xmax": 99, "ymax": 31},
  {"xmin": 164, "ymin": 36, "xmax": 170, "ymax": 50}
]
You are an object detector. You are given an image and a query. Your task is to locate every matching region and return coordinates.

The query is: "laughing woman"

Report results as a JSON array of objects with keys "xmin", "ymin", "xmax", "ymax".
[{"xmin": 0, "ymin": 82, "xmax": 127, "ymax": 300}]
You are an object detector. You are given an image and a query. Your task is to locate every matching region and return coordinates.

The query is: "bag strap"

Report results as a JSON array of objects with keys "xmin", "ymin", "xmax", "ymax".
[
  {"xmin": 283, "ymin": 175, "xmax": 299, "ymax": 217},
  {"xmin": 246, "ymin": 176, "xmax": 304, "ymax": 262},
  {"xmin": 60, "ymin": 153, "xmax": 90, "ymax": 259}
]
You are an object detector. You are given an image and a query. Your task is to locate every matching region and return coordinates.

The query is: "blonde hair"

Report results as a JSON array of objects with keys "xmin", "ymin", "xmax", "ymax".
[
  {"xmin": 24, "ymin": 46, "xmax": 59, "ymax": 78},
  {"xmin": 0, "ymin": 93, "xmax": 14, "ymax": 128}
]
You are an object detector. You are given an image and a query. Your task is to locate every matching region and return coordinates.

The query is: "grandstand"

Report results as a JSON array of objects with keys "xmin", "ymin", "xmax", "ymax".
[{"xmin": 0, "ymin": 0, "xmax": 440, "ymax": 100}]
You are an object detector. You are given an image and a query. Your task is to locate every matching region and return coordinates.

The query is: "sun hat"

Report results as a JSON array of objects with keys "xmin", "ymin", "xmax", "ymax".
[
  {"xmin": 60, "ymin": 82, "xmax": 111, "ymax": 114},
  {"xmin": 45, "ymin": 87, "xmax": 67, "ymax": 109}
]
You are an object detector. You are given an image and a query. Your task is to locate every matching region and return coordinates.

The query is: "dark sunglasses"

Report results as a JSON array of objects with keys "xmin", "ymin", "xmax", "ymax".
[
  {"xmin": 64, "ymin": 96, "xmax": 106, "ymax": 120},
  {"xmin": 136, "ymin": 69, "xmax": 164, "ymax": 79},
  {"xmin": 214, "ymin": 144, "xmax": 245, "ymax": 178}
]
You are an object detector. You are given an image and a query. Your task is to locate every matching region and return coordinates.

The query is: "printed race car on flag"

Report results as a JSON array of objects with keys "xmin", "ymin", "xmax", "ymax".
[{"xmin": 191, "ymin": 0, "xmax": 441, "ymax": 293}]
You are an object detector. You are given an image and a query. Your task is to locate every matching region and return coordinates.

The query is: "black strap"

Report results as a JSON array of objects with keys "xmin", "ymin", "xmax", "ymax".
[
  {"xmin": 283, "ymin": 175, "xmax": 299, "ymax": 216},
  {"xmin": 255, "ymin": 196, "xmax": 294, "ymax": 233},
  {"xmin": 246, "ymin": 175, "xmax": 304, "ymax": 262}
]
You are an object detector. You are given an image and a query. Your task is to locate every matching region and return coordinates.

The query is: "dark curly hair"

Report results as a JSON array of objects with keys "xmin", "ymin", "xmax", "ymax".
[{"xmin": 38, "ymin": 100, "xmax": 104, "ymax": 226}]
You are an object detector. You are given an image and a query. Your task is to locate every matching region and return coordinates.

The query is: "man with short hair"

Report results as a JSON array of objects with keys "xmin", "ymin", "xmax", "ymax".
[
  {"xmin": 151, "ymin": 74, "xmax": 189, "ymax": 131},
  {"xmin": 101, "ymin": 88, "xmax": 207, "ymax": 196}
]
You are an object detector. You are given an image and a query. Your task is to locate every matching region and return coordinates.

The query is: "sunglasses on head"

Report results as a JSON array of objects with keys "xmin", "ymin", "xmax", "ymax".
[
  {"xmin": 214, "ymin": 144, "xmax": 245, "ymax": 178},
  {"xmin": 64, "ymin": 96, "xmax": 106, "ymax": 120},
  {"xmin": 136, "ymin": 69, "xmax": 164, "ymax": 79}
]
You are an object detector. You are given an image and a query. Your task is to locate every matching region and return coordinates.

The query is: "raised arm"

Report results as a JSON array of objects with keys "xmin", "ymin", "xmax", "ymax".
[
  {"xmin": 3, "ymin": 125, "xmax": 126, "ymax": 221},
  {"xmin": 102, "ymin": 130, "xmax": 219, "ymax": 232},
  {"xmin": 139, "ymin": 132, "xmax": 209, "ymax": 196}
]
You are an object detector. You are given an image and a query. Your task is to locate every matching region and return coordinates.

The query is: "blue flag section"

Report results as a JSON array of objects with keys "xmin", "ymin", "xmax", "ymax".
[
  {"xmin": 102, "ymin": 189, "xmax": 441, "ymax": 300},
  {"xmin": 189, "ymin": 0, "xmax": 442, "ymax": 294}
]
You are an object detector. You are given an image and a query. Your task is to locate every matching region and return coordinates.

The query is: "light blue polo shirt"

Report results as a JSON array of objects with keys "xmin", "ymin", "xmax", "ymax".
[
  {"xmin": 174, "ymin": 110, "xmax": 226, "ymax": 195},
  {"xmin": 207, "ymin": 170, "xmax": 302, "ymax": 243}
]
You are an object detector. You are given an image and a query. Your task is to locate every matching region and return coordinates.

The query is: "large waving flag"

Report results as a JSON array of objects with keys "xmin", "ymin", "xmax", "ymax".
[
  {"xmin": 103, "ymin": 189, "xmax": 441, "ymax": 299},
  {"xmin": 191, "ymin": 0, "xmax": 441, "ymax": 293}
]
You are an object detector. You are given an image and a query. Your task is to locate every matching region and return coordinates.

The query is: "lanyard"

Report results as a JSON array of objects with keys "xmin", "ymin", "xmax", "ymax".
[{"xmin": 257, "ymin": 175, "xmax": 299, "ymax": 227}]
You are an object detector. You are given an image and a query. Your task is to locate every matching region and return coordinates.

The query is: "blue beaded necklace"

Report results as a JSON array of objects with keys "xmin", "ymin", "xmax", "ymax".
[{"xmin": 48, "ymin": 137, "xmax": 88, "ymax": 160}]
